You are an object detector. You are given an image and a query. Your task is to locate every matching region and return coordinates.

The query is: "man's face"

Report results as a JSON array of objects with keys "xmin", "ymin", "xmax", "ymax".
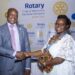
[
  {"xmin": 7, "ymin": 10, "xmax": 18, "ymax": 24},
  {"xmin": 55, "ymin": 19, "xmax": 67, "ymax": 34}
]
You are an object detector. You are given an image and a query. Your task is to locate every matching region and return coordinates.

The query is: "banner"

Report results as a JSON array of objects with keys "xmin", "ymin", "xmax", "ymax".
[{"xmin": 0, "ymin": 0, "xmax": 75, "ymax": 50}]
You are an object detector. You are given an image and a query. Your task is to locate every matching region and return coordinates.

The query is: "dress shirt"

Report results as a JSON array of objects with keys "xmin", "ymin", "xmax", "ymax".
[{"xmin": 8, "ymin": 22, "xmax": 21, "ymax": 57}]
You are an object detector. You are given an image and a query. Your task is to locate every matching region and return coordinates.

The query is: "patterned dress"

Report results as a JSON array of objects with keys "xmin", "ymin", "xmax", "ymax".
[{"xmin": 43, "ymin": 33, "xmax": 75, "ymax": 75}]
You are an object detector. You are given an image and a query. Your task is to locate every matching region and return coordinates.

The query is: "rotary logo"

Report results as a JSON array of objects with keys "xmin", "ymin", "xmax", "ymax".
[
  {"xmin": 27, "ymin": 24, "xmax": 32, "ymax": 29},
  {"xmin": 53, "ymin": 1, "xmax": 68, "ymax": 15},
  {"xmin": 0, "ymin": 0, "xmax": 10, "ymax": 24},
  {"xmin": 48, "ymin": 23, "xmax": 54, "ymax": 29}
]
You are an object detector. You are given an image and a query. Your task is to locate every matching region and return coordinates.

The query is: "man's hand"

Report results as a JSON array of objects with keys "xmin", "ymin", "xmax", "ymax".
[
  {"xmin": 23, "ymin": 52, "xmax": 30, "ymax": 57},
  {"xmin": 16, "ymin": 51, "xmax": 26, "ymax": 60}
]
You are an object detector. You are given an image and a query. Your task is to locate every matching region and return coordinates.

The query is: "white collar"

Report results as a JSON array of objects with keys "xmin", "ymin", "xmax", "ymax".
[{"xmin": 7, "ymin": 22, "xmax": 16, "ymax": 28}]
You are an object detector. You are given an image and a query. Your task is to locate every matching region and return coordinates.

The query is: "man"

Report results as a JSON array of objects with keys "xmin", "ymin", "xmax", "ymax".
[{"xmin": 0, "ymin": 8, "xmax": 31, "ymax": 75}]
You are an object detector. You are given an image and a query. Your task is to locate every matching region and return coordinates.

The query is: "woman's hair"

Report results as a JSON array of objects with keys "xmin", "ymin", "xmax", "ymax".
[
  {"xmin": 6, "ymin": 8, "xmax": 18, "ymax": 17},
  {"xmin": 57, "ymin": 15, "xmax": 71, "ymax": 29}
]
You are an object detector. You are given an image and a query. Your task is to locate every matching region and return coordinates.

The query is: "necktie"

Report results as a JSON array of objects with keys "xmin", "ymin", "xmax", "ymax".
[{"xmin": 10, "ymin": 25, "xmax": 16, "ymax": 50}]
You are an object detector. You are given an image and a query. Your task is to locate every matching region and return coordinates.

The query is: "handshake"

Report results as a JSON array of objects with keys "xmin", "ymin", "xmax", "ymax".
[
  {"xmin": 15, "ymin": 50, "xmax": 53, "ymax": 73},
  {"xmin": 15, "ymin": 51, "xmax": 30, "ymax": 60},
  {"xmin": 37, "ymin": 51, "xmax": 53, "ymax": 73}
]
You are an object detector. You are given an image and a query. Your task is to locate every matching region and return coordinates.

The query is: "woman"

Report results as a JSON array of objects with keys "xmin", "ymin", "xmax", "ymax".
[{"xmin": 25, "ymin": 15, "xmax": 75, "ymax": 75}]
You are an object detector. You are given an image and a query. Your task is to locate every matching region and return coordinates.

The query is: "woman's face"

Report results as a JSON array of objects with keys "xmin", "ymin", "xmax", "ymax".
[{"xmin": 55, "ymin": 19, "xmax": 67, "ymax": 34}]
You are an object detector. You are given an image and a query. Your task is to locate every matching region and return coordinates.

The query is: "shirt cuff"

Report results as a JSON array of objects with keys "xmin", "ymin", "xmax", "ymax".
[
  {"xmin": 25, "ymin": 68, "xmax": 30, "ymax": 70},
  {"xmin": 12, "ymin": 51, "xmax": 17, "ymax": 57}
]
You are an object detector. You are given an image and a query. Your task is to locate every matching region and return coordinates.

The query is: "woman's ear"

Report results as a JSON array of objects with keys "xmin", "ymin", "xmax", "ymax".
[{"xmin": 66, "ymin": 25, "xmax": 70, "ymax": 30}]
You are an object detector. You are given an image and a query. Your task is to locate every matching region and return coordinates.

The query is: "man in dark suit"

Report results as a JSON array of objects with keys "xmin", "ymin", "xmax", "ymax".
[{"xmin": 0, "ymin": 8, "xmax": 31, "ymax": 75}]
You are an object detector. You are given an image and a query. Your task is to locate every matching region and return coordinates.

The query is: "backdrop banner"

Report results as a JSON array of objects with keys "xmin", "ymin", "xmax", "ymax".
[{"xmin": 0, "ymin": 0, "xmax": 75, "ymax": 75}]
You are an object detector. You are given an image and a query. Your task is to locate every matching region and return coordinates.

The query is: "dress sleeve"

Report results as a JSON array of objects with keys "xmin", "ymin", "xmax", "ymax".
[{"xmin": 56, "ymin": 36, "xmax": 75, "ymax": 62}]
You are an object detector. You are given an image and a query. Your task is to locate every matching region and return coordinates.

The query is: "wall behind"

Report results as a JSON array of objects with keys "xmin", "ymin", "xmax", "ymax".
[
  {"xmin": 0, "ymin": 0, "xmax": 75, "ymax": 75},
  {"xmin": 0, "ymin": 0, "xmax": 75, "ymax": 50}
]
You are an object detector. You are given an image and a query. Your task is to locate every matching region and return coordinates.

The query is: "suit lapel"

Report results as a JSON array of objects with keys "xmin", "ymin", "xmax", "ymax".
[{"xmin": 4, "ymin": 24, "xmax": 12, "ymax": 48}]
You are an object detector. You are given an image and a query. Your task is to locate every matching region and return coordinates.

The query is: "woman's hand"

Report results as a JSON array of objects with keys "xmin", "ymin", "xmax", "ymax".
[{"xmin": 38, "ymin": 51, "xmax": 53, "ymax": 73}]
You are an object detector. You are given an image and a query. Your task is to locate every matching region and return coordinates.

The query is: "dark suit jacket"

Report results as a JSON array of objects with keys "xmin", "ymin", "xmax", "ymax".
[{"xmin": 0, "ymin": 23, "xmax": 31, "ymax": 72}]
